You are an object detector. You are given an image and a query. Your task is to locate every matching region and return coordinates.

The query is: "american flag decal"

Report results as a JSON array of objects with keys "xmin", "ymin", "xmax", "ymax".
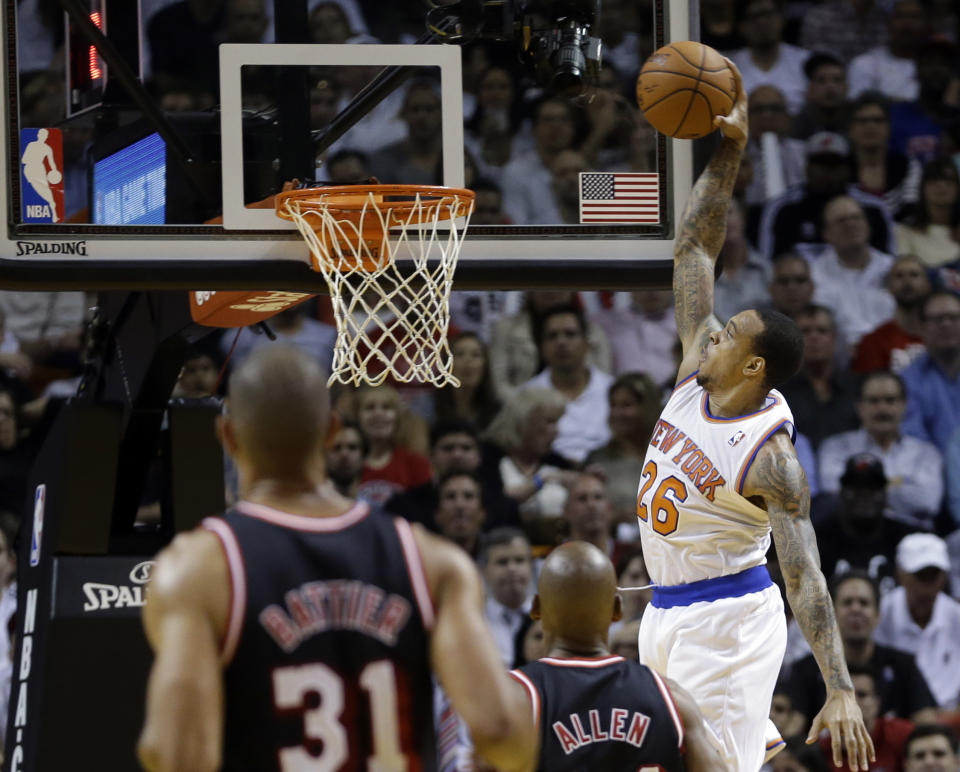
[{"xmin": 579, "ymin": 172, "xmax": 660, "ymax": 223}]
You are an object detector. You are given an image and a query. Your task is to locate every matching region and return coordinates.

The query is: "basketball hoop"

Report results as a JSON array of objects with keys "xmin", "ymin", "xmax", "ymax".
[{"xmin": 276, "ymin": 184, "xmax": 475, "ymax": 387}]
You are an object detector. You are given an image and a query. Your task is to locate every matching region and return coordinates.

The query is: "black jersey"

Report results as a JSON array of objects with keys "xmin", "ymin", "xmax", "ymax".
[
  {"xmin": 511, "ymin": 655, "xmax": 685, "ymax": 772},
  {"xmin": 202, "ymin": 500, "xmax": 437, "ymax": 772}
]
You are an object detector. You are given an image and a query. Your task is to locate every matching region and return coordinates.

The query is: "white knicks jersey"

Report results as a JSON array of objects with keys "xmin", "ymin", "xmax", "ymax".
[{"xmin": 638, "ymin": 370, "xmax": 796, "ymax": 586}]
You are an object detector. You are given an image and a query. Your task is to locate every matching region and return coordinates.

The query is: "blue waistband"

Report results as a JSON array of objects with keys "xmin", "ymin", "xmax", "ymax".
[{"xmin": 651, "ymin": 565, "xmax": 772, "ymax": 609}]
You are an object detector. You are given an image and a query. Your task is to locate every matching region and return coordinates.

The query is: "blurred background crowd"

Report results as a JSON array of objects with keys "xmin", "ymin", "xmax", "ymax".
[{"xmin": 6, "ymin": 0, "xmax": 960, "ymax": 769}]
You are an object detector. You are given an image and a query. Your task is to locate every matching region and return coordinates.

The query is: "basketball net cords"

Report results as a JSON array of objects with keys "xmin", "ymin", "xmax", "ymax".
[
  {"xmin": 617, "ymin": 583, "xmax": 657, "ymax": 592},
  {"xmin": 283, "ymin": 192, "xmax": 470, "ymax": 387}
]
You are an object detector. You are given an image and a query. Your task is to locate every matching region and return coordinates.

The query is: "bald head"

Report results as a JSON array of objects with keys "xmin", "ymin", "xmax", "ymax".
[
  {"xmin": 535, "ymin": 542, "xmax": 621, "ymax": 647},
  {"xmin": 225, "ymin": 346, "xmax": 330, "ymax": 476}
]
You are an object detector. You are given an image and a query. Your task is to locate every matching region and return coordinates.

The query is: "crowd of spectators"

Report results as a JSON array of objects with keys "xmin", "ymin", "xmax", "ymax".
[{"xmin": 7, "ymin": 0, "xmax": 960, "ymax": 768}]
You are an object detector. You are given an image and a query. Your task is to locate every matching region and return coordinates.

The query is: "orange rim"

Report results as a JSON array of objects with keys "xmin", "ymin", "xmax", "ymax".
[{"xmin": 275, "ymin": 184, "xmax": 475, "ymax": 223}]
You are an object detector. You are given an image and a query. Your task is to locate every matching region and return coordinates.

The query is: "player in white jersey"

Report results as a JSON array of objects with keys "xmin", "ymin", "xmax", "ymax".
[{"xmin": 635, "ymin": 60, "xmax": 874, "ymax": 772}]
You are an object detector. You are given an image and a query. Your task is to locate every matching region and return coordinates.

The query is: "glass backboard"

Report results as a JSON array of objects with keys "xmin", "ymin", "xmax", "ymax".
[{"xmin": 3, "ymin": 0, "xmax": 693, "ymax": 290}]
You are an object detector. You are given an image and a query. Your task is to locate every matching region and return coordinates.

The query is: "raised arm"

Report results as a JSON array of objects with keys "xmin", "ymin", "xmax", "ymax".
[
  {"xmin": 138, "ymin": 531, "xmax": 230, "ymax": 772},
  {"xmin": 414, "ymin": 526, "xmax": 537, "ymax": 772},
  {"xmin": 742, "ymin": 431, "xmax": 874, "ymax": 771},
  {"xmin": 673, "ymin": 60, "xmax": 748, "ymax": 384}
]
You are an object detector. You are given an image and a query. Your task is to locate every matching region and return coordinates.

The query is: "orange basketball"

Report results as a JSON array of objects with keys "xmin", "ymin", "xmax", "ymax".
[{"xmin": 636, "ymin": 41, "xmax": 737, "ymax": 140}]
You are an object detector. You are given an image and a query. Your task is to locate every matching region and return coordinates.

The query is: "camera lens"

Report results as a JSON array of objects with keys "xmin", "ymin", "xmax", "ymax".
[{"xmin": 551, "ymin": 33, "xmax": 587, "ymax": 95}]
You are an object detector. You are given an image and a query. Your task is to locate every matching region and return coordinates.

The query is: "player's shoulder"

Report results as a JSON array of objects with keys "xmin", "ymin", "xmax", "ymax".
[
  {"xmin": 149, "ymin": 526, "xmax": 229, "ymax": 611},
  {"xmin": 740, "ymin": 427, "xmax": 804, "ymax": 500}
]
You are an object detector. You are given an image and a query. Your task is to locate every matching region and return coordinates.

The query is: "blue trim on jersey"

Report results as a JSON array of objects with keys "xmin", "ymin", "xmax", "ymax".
[{"xmin": 650, "ymin": 565, "xmax": 772, "ymax": 608}]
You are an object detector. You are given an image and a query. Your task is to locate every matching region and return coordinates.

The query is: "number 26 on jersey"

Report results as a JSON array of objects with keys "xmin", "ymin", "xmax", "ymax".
[{"xmin": 636, "ymin": 461, "xmax": 687, "ymax": 536}]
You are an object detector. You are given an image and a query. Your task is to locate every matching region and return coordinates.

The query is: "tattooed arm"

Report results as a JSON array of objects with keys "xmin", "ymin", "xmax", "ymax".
[
  {"xmin": 673, "ymin": 60, "xmax": 748, "ymax": 385},
  {"xmin": 743, "ymin": 431, "xmax": 874, "ymax": 772}
]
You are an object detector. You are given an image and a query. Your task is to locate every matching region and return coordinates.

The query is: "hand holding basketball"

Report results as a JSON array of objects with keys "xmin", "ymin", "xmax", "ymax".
[
  {"xmin": 636, "ymin": 41, "xmax": 740, "ymax": 141},
  {"xmin": 712, "ymin": 59, "xmax": 748, "ymax": 148}
]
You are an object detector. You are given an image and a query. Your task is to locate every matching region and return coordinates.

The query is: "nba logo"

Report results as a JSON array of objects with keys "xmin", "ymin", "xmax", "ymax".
[
  {"xmin": 29, "ymin": 484, "xmax": 46, "ymax": 567},
  {"xmin": 728, "ymin": 431, "xmax": 746, "ymax": 447},
  {"xmin": 20, "ymin": 128, "xmax": 65, "ymax": 223}
]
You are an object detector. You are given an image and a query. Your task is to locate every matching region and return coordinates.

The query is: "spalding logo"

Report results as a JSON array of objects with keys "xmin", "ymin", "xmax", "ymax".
[{"xmin": 129, "ymin": 560, "xmax": 155, "ymax": 585}]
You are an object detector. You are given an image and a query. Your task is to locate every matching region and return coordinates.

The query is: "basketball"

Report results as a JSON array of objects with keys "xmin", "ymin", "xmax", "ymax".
[
  {"xmin": 636, "ymin": 41, "xmax": 737, "ymax": 140},
  {"xmin": 47, "ymin": 169, "xmax": 62, "ymax": 184}
]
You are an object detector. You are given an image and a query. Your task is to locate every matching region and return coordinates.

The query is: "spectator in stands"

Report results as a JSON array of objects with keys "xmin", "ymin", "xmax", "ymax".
[
  {"xmin": 787, "ymin": 571, "xmax": 938, "ymax": 730},
  {"xmin": 483, "ymin": 388, "xmax": 576, "ymax": 537},
  {"xmin": 501, "ymin": 97, "xmax": 577, "ymax": 224},
  {"xmin": 780, "ymin": 305, "xmax": 859, "ymax": 448},
  {"xmin": 895, "ymin": 158, "xmax": 960, "ymax": 268},
  {"xmin": 172, "ymin": 345, "xmax": 221, "ymax": 399},
  {"xmin": 308, "ymin": 1, "xmax": 369, "ymax": 44},
  {"xmin": 949, "ymin": 428, "xmax": 960, "ymax": 529},
  {"xmin": 368, "ymin": 80, "xmax": 443, "ymax": 186},
  {"xmin": 590, "ymin": 289, "xmax": 678, "ymax": 388},
  {"xmin": 325, "ymin": 421, "xmax": 366, "ymax": 500},
  {"xmin": 848, "ymin": 0, "xmax": 926, "ymax": 102},
  {"xmin": 614, "ymin": 549, "xmax": 652, "ymax": 628},
  {"xmin": 431, "ymin": 332, "xmax": 500, "ymax": 432},
  {"xmin": 791, "ymin": 53, "xmax": 851, "ymax": 140},
  {"xmin": 523, "ymin": 305, "xmax": 613, "ymax": 464},
  {"xmin": 480, "ymin": 527, "xmax": 533, "ymax": 667},
  {"xmin": 799, "ymin": 0, "xmax": 888, "ymax": 64},
  {"xmin": 325, "ymin": 149, "xmax": 370, "ymax": 184},
  {"xmin": 148, "ymin": 0, "xmax": 225, "ymax": 94},
  {"xmin": 853, "ymin": 254, "xmax": 930, "ymax": 373},
  {"xmin": 548, "ymin": 149, "xmax": 588, "ymax": 224},
  {"xmin": 889, "ymin": 37, "xmax": 960, "ymax": 164},
  {"xmin": 772, "ymin": 737, "xmax": 830, "ymax": 771},
  {"xmin": 584, "ymin": 372, "xmax": 661, "ymax": 528},
  {"xmin": 769, "ymin": 253, "xmax": 814, "ymax": 318},
  {"xmin": 818, "ymin": 371, "xmax": 943, "ymax": 529},
  {"xmin": 875, "ymin": 533, "xmax": 960, "ymax": 710},
  {"xmin": 0, "ymin": 388, "xmax": 29, "ymax": 515},
  {"xmin": 730, "ymin": 0, "xmax": 810, "ymax": 115},
  {"xmin": 819, "ymin": 664, "xmax": 914, "ymax": 772},
  {"xmin": 902, "ymin": 725, "xmax": 960, "ymax": 771},
  {"xmin": 849, "ymin": 92, "xmax": 922, "ymax": 218},
  {"xmin": 224, "ymin": 0, "xmax": 267, "ymax": 43},
  {"xmin": 758, "ymin": 132, "xmax": 896, "ymax": 260},
  {"xmin": 464, "ymin": 65, "xmax": 530, "ymax": 182},
  {"xmin": 469, "ymin": 179, "xmax": 508, "ymax": 225},
  {"xmin": 433, "ymin": 470, "xmax": 486, "ymax": 559},
  {"xmin": 715, "ymin": 199, "xmax": 773, "ymax": 320},
  {"xmin": 811, "ymin": 195, "xmax": 896, "ymax": 348},
  {"xmin": 742, "ymin": 85, "xmax": 806, "ymax": 206},
  {"xmin": 354, "ymin": 384, "xmax": 431, "ymax": 505},
  {"xmin": 595, "ymin": 0, "xmax": 643, "ymax": 80},
  {"xmin": 813, "ymin": 455, "xmax": 913, "ymax": 590},
  {"xmin": 701, "ymin": 0, "xmax": 743, "ymax": 51},
  {"xmin": 0, "ymin": 291, "xmax": 85, "ymax": 369},
  {"xmin": 513, "ymin": 616, "xmax": 545, "ymax": 668},
  {"xmin": 901, "ymin": 291, "xmax": 960, "ymax": 453},
  {"xmin": 221, "ymin": 302, "xmax": 335, "ymax": 373},
  {"xmin": 386, "ymin": 419, "xmax": 518, "ymax": 532},
  {"xmin": 489, "ymin": 291, "xmax": 611, "ymax": 404},
  {"xmin": 561, "ymin": 472, "xmax": 615, "ymax": 557},
  {"xmin": 608, "ymin": 620, "xmax": 642, "ymax": 661}
]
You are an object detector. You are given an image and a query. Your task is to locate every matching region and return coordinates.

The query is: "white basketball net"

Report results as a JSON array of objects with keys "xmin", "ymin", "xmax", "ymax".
[{"xmin": 281, "ymin": 190, "xmax": 473, "ymax": 387}]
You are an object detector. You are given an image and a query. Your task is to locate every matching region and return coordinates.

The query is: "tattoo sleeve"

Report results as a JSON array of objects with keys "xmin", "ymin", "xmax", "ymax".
[
  {"xmin": 750, "ymin": 443, "xmax": 853, "ymax": 693},
  {"xmin": 673, "ymin": 137, "xmax": 743, "ymax": 347}
]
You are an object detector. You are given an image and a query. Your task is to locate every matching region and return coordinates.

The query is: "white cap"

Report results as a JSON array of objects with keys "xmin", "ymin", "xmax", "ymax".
[{"xmin": 896, "ymin": 533, "xmax": 950, "ymax": 573}]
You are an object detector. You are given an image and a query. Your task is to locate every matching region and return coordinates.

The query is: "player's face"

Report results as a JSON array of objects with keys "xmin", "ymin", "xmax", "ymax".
[
  {"xmin": 697, "ymin": 311, "xmax": 763, "ymax": 391},
  {"xmin": 904, "ymin": 735, "xmax": 960, "ymax": 772},
  {"xmin": 357, "ymin": 392, "xmax": 397, "ymax": 443},
  {"xmin": 431, "ymin": 432, "xmax": 480, "ymax": 476},
  {"xmin": 856, "ymin": 376, "xmax": 906, "ymax": 437},
  {"xmin": 833, "ymin": 579, "xmax": 879, "ymax": 643},
  {"xmin": 483, "ymin": 537, "xmax": 532, "ymax": 610}
]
